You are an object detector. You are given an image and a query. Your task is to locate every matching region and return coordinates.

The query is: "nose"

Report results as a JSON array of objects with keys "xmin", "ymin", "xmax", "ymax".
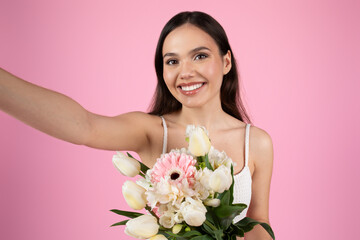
[{"xmin": 179, "ymin": 60, "xmax": 194, "ymax": 80}]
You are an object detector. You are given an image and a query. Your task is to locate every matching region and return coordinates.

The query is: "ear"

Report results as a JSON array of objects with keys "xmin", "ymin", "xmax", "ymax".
[{"xmin": 222, "ymin": 50, "xmax": 232, "ymax": 75}]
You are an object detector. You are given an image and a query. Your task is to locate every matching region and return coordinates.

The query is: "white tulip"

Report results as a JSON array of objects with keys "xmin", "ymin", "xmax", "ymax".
[
  {"xmin": 148, "ymin": 234, "xmax": 168, "ymax": 240},
  {"xmin": 122, "ymin": 180, "xmax": 147, "ymax": 210},
  {"xmin": 180, "ymin": 197, "xmax": 207, "ymax": 226},
  {"xmin": 204, "ymin": 198, "xmax": 221, "ymax": 207},
  {"xmin": 112, "ymin": 151, "xmax": 140, "ymax": 177},
  {"xmin": 125, "ymin": 215, "xmax": 159, "ymax": 239},
  {"xmin": 209, "ymin": 165, "xmax": 233, "ymax": 193},
  {"xmin": 186, "ymin": 126, "xmax": 211, "ymax": 156},
  {"xmin": 172, "ymin": 224, "xmax": 183, "ymax": 234}
]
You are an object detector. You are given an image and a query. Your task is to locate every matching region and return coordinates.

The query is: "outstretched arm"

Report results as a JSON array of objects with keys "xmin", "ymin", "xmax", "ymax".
[{"xmin": 0, "ymin": 68, "xmax": 149, "ymax": 152}]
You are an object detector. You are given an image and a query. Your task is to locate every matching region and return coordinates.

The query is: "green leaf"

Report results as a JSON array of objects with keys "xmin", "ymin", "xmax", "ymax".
[
  {"xmin": 235, "ymin": 217, "xmax": 275, "ymax": 240},
  {"xmin": 109, "ymin": 209, "xmax": 143, "ymax": 218},
  {"xmin": 164, "ymin": 231, "xmax": 183, "ymax": 238},
  {"xmin": 231, "ymin": 224, "xmax": 245, "ymax": 237},
  {"xmin": 160, "ymin": 231, "xmax": 188, "ymax": 240},
  {"xmin": 190, "ymin": 235, "xmax": 213, "ymax": 240},
  {"xmin": 109, "ymin": 220, "xmax": 129, "ymax": 227},
  {"xmin": 260, "ymin": 222, "xmax": 276, "ymax": 240},
  {"xmin": 214, "ymin": 204, "xmax": 247, "ymax": 219},
  {"xmin": 126, "ymin": 152, "xmax": 149, "ymax": 174},
  {"xmin": 214, "ymin": 229, "xmax": 224, "ymax": 240},
  {"xmin": 201, "ymin": 222, "xmax": 215, "ymax": 237},
  {"xmin": 205, "ymin": 153, "xmax": 214, "ymax": 171},
  {"xmin": 219, "ymin": 190, "xmax": 230, "ymax": 206},
  {"xmin": 214, "ymin": 204, "xmax": 247, "ymax": 229},
  {"xmin": 205, "ymin": 208, "xmax": 220, "ymax": 229},
  {"xmin": 229, "ymin": 164, "xmax": 235, "ymax": 204},
  {"xmin": 204, "ymin": 154, "xmax": 213, "ymax": 171},
  {"xmin": 182, "ymin": 230, "xmax": 203, "ymax": 237}
]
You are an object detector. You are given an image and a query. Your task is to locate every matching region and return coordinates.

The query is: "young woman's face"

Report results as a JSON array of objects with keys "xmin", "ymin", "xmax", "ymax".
[{"xmin": 162, "ymin": 23, "xmax": 231, "ymax": 109}]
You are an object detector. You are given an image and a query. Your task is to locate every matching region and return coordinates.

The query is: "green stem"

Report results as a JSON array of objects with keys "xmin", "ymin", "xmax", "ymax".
[
  {"xmin": 204, "ymin": 220, "xmax": 217, "ymax": 231},
  {"xmin": 159, "ymin": 226, "xmax": 167, "ymax": 231},
  {"xmin": 145, "ymin": 205, "xmax": 159, "ymax": 221}
]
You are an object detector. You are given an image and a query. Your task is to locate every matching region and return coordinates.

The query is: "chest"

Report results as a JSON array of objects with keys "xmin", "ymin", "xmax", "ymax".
[{"xmin": 140, "ymin": 124, "xmax": 252, "ymax": 175}]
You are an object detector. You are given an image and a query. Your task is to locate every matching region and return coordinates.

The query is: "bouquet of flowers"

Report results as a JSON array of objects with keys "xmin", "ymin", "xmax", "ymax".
[{"xmin": 110, "ymin": 125, "xmax": 275, "ymax": 240}]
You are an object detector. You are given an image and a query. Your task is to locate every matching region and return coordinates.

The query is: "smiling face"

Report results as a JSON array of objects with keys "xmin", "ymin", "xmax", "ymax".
[{"xmin": 162, "ymin": 23, "xmax": 232, "ymax": 109}]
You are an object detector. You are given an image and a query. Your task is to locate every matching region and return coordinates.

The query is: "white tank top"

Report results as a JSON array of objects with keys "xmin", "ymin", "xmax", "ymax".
[{"xmin": 160, "ymin": 116, "xmax": 252, "ymax": 223}]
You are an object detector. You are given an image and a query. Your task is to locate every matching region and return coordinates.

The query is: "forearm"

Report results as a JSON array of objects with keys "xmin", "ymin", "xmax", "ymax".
[{"xmin": 0, "ymin": 68, "xmax": 91, "ymax": 145}]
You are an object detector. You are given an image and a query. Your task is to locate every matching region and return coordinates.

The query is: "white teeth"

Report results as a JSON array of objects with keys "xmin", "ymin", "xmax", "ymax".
[{"xmin": 181, "ymin": 83, "xmax": 203, "ymax": 91}]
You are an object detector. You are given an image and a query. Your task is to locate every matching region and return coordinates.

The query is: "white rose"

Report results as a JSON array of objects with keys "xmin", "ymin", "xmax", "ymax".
[
  {"xmin": 208, "ymin": 146, "xmax": 233, "ymax": 169},
  {"xmin": 174, "ymin": 211, "xmax": 184, "ymax": 223},
  {"xmin": 159, "ymin": 211, "xmax": 176, "ymax": 228},
  {"xmin": 125, "ymin": 215, "xmax": 159, "ymax": 239},
  {"xmin": 122, "ymin": 180, "xmax": 147, "ymax": 210},
  {"xmin": 197, "ymin": 167, "xmax": 213, "ymax": 190},
  {"xmin": 112, "ymin": 151, "xmax": 140, "ymax": 177},
  {"xmin": 180, "ymin": 197, "xmax": 207, "ymax": 226},
  {"xmin": 186, "ymin": 125, "xmax": 211, "ymax": 156},
  {"xmin": 194, "ymin": 181, "xmax": 210, "ymax": 200},
  {"xmin": 146, "ymin": 178, "xmax": 180, "ymax": 209},
  {"xmin": 209, "ymin": 165, "xmax": 233, "ymax": 193}
]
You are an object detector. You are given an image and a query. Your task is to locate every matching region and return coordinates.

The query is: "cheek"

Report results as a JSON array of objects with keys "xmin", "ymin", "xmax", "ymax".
[
  {"xmin": 198, "ymin": 60, "xmax": 223, "ymax": 82},
  {"xmin": 163, "ymin": 68, "xmax": 176, "ymax": 86}
]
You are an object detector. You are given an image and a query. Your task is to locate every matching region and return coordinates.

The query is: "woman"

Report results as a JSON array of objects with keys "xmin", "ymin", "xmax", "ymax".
[{"xmin": 0, "ymin": 11, "xmax": 273, "ymax": 239}]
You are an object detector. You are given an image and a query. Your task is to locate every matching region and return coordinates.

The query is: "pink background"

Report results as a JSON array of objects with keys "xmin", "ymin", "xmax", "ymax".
[{"xmin": 1, "ymin": 0, "xmax": 359, "ymax": 239}]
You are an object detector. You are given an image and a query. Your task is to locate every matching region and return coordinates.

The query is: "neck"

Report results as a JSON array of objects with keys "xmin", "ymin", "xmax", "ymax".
[{"xmin": 176, "ymin": 97, "xmax": 228, "ymax": 132}]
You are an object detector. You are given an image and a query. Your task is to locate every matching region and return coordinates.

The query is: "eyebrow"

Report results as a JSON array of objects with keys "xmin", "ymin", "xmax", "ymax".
[{"xmin": 163, "ymin": 46, "xmax": 211, "ymax": 58}]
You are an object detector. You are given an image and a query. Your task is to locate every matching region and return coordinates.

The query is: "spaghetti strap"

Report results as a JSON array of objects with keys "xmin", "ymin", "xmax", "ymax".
[
  {"xmin": 160, "ymin": 116, "xmax": 168, "ymax": 154},
  {"xmin": 245, "ymin": 124, "xmax": 251, "ymax": 166}
]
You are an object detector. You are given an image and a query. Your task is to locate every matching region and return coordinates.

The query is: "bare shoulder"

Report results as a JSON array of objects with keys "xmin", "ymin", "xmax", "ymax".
[
  {"xmin": 249, "ymin": 125, "xmax": 274, "ymax": 167},
  {"xmin": 100, "ymin": 111, "xmax": 162, "ymax": 134},
  {"xmin": 111, "ymin": 111, "xmax": 163, "ymax": 138},
  {"xmin": 113, "ymin": 111, "xmax": 160, "ymax": 123}
]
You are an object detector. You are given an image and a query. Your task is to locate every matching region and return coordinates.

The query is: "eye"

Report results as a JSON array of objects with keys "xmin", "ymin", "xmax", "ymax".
[
  {"xmin": 166, "ymin": 59, "xmax": 178, "ymax": 65},
  {"xmin": 194, "ymin": 53, "xmax": 208, "ymax": 60}
]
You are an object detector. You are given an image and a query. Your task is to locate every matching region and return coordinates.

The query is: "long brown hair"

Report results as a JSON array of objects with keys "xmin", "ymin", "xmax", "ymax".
[{"xmin": 148, "ymin": 11, "xmax": 251, "ymax": 124}]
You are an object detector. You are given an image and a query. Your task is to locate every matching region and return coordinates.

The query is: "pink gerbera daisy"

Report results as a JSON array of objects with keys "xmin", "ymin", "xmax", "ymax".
[{"xmin": 151, "ymin": 152, "xmax": 197, "ymax": 186}]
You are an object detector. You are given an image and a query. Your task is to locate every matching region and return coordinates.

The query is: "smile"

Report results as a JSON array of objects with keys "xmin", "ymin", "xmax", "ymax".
[
  {"xmin": 177, "ymin": 82, "xmax": 206, "ymax": 96},
  {"xmin": 180, "ymin": 83, "xmax": 204, "ymax": 91}
]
